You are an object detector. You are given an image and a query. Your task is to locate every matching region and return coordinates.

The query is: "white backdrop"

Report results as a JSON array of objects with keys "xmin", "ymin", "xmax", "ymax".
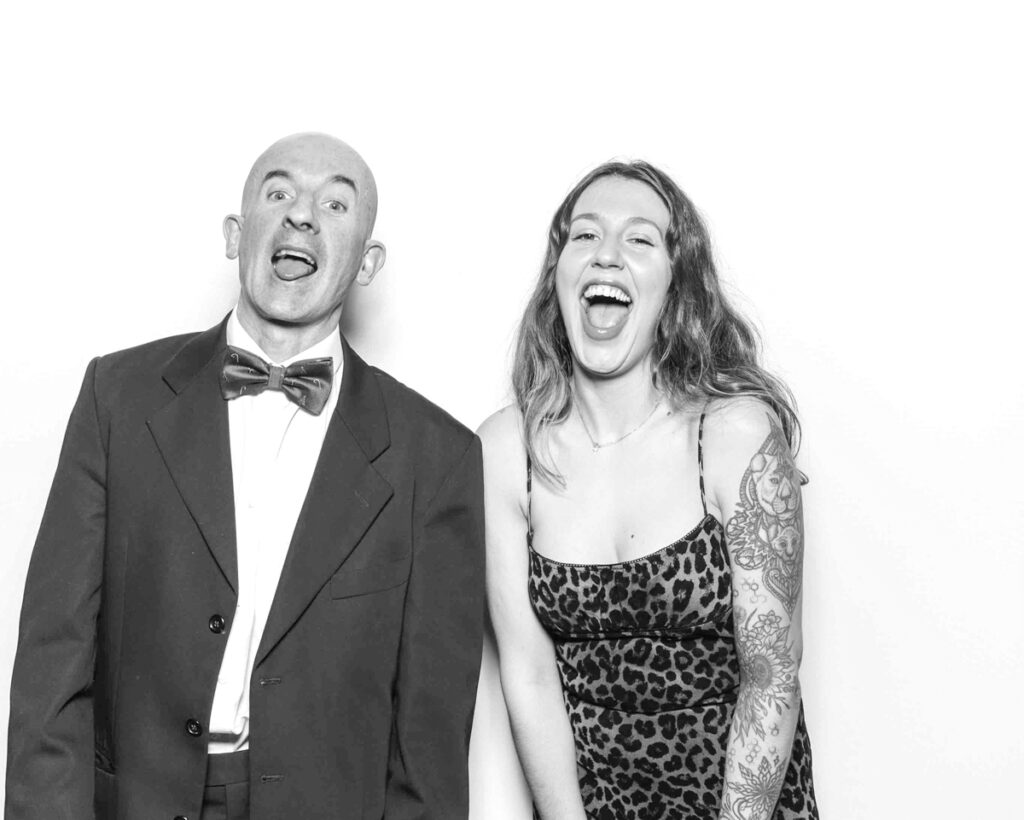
[{"xmin": 2, "ymin": 2, "xmax": 1022, "ymax": 817}]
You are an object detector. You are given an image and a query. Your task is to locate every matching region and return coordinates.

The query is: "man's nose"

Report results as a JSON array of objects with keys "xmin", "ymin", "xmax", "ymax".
[
  {"xmin": 593, "ymin": 236, "xmax": 623, "ymax": 269},
  {"xmin": 284, "ymin": 194, "xmax": 320, "ymax": 234}
]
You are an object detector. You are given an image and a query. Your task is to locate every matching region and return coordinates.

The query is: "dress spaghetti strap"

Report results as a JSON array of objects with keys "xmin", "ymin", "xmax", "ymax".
[
  {"xmin": 697, "ymin": 411, "xmax": 708, "ymax": 517},
  {"xmin": 526, "ymin": 454, "xmax": 534, "ymax": 546}
]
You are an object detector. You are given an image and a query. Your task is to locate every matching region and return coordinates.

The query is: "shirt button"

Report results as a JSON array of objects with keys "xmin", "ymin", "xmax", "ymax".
[
  {"xmin": 185, "ymin": 718, "xmax": 203, "ymax": 737},
  {"xmin": 208, "ymin": 614, "xmax": 226, "ymax": 634},
  {"xmin": 174, "ymin": 816, "xmax": 188, "ymax": 820}
]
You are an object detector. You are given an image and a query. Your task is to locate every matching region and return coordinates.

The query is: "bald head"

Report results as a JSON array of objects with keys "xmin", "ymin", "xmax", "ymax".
[
  {"xmin": 241, "ymin": 132, "xmax": 379, "ymax": 231},
  {"xmin": 224, "ymin": 132, "xmax": 387, "ymax": 360}
]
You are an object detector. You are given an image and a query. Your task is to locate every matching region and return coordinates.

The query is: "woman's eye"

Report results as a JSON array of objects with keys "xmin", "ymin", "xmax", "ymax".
[
  {"xmin": 628, "ymin": 236, "xmax": 654, "ymax": 246},
  {"xmin": 572, "ymin": 231, "xmax": 598, "ymax": 242}
]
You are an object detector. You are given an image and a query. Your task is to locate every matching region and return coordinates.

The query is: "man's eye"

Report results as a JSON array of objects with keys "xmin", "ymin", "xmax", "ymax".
[
  {"xmin": 268, "ymin": 190, "xmax": 289, "ymax": 202},
  {"xmin": 325, "ymin": 200, "xmax": 347, "ymax": 212}
]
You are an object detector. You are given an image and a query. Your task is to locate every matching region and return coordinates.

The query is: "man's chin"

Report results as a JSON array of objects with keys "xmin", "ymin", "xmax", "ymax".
[{"xmin": 235, "ymin": 298, "xmax": 301, "ymax": 335}]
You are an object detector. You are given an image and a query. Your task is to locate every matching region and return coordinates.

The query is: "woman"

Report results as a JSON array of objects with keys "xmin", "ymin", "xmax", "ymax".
[{"xmin": 480, "ymin": 161, "xmax": 818, "ymax": 819}]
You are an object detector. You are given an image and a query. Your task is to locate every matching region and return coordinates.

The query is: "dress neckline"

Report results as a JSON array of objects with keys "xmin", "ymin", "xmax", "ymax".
[{"xmin": 527, "ymin": 512, "xmax": 722, "ymax": 569}]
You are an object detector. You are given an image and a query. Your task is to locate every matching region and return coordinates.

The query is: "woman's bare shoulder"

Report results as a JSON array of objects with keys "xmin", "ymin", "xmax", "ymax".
[
  {"xmin": 700, "ymin": 397, "xmax": 793, "ymax": 511},
  {"xmin": 477, "ymin": 404, "xmax": 529, "ymax": 493},
  {"xmin": 477, "ymin": 403, "xmax": 524, "ymax": 451},
  {"xmin": 702, "ymin": 396, "xmax": 784, "ymax": 453}
]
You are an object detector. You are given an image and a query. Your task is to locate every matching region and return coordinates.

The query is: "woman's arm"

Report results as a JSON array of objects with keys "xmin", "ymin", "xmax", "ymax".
[
  {"xmin": 707, "ymin": 401, "xmax": 806, "ymax": 820},
  {"xmin": 479, "ymin": 407, "xmax": 588, "ymax": 820}
]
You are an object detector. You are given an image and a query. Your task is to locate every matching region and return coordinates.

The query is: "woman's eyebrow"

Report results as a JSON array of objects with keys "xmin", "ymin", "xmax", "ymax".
[{"xmin": 570, "ymin": 213, "xmax": 664, "ymax": 235}]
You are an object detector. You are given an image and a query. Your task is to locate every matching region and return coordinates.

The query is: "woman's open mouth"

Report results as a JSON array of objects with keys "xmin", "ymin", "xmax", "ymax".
[{"xmin": 580, "ymin": 282, "xmax": 632, "ymax": 339}]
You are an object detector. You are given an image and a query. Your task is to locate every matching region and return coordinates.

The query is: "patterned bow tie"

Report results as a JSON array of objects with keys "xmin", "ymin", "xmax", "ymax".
[{"xmin": 220, "ymin": 346, "xmax": 334, "ymax": 415}]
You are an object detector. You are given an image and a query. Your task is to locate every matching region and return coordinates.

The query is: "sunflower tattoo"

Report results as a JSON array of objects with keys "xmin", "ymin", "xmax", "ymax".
[{"xmin": 733, "ymin": 610, "xmax": 797, "ymax": 740}]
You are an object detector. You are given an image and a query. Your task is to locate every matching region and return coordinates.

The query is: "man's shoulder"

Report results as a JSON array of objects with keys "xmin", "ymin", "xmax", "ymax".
[
  {"xmin": 96, "ymin": 330, "xmax": 205, "ymax": 373},
  {"xmin": 368, "ymin": 365, "xmax": 476, "ymax": 454},
  {"xmin": 86, "ymin": 326, "xmax": 220, "ymax": 407}
]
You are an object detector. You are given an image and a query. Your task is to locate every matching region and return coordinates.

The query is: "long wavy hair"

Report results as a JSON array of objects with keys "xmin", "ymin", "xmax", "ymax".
[{"xmin": 513, "ymin": 160, "xmax": 800, "ymax": 485}]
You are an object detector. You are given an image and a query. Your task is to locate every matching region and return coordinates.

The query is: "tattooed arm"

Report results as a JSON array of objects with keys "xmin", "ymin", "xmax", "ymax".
[{"xmin": 708, "ymin": 402, "xmax": 805, "ymax": 820}]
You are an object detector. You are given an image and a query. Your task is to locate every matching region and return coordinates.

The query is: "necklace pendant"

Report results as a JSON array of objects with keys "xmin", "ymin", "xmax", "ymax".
[{"xmin": 576, "ymin": 395, "xmax": 662, "ymax": 456}]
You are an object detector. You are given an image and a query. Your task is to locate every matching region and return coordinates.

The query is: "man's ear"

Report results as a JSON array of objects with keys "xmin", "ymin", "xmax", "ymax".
[
  {"xmin": 356, "ymin": 240, "xmax": 386, "ymax": 286},
  {"xmin": 223, "ymin": 215, "xmax": 243, "ymax": 260}
]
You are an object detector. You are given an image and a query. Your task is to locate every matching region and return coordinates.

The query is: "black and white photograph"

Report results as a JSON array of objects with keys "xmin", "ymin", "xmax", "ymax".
[{"xmin": 1, "ymin": 2, "xmax": 1021, "ymax": 818}]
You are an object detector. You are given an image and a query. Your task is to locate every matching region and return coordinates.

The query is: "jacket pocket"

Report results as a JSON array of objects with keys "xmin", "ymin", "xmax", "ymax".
[{"xmin": 330, "ymin": 557, "xmax": 409, "ymax": 599}]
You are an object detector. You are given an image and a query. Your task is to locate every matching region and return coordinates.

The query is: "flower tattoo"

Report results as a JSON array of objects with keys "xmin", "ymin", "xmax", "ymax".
[{"xmin": 733, "ymin": 610, "xmax": 797, "ymax": 740}]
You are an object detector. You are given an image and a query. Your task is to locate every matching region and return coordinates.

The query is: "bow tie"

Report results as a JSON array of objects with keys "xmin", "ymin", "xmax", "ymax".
[{"xmin": 220, "ymin": 346, "xmax": 334, "ymax": 415}]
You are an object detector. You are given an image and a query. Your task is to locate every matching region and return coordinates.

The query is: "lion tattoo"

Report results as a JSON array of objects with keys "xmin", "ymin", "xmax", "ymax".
[{"xmin": 726, "ymin": 416, "xmax": 803, "ymax": 613}]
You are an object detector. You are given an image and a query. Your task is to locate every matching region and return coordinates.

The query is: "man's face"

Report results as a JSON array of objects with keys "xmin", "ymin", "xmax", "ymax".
[{"xmin": 224, "ymin": 134, "xmax": 384, "ymax": 340}]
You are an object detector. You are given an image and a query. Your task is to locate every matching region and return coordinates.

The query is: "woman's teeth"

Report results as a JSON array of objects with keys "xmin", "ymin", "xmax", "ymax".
[
  {"xmin": 583, "ymin": 283, "xmax": 631, "ymax": 304},
  {"xmin": 582, "ymin": 283, "xmax": 632, "ymax": 332}
]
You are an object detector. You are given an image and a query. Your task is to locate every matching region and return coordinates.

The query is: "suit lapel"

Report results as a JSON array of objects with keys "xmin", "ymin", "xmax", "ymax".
[
  {"xmin": 256, "ymin": 336, "xmax": 393, "ymax": 665},
  {"xmin": 147, "ymin": 318, "xmax": 239, "ymax": 593}
]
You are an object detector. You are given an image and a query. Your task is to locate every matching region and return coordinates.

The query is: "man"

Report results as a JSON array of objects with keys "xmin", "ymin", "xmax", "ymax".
[{"xmin": 6, "ymin": 133, "xmax": 485, "ymax": 819}]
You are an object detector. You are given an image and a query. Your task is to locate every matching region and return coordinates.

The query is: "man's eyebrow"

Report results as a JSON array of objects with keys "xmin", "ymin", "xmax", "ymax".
[
  {"xmin": 328, "ymin": 174, "xmax": 358, "ymax": 193},
  {"xmin": 259, "ymin": 170, "xmax": 358, "ymax": 194},
  {"xmin": 261, "ymin": 170, "xmax": 293, "ymax": 186}
]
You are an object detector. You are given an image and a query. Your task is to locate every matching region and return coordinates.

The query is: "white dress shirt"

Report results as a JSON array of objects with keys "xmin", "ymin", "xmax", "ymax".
[{"xmin": 207, "ymin": 311, "xmax": 344, "ymax": 754}]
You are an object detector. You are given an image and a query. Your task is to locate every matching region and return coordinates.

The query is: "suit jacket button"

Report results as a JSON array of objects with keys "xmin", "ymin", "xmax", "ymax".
[
  {"xmin": 174, "ymin": 816, "xmax": 188, "ymax": 820},
  {"xmin": 208, "ymin": 614, "xmax": 226, "ymax": 634},
  {"xmin": 185, "ymin": 718, "xmax": 203, "ymax": 737}
]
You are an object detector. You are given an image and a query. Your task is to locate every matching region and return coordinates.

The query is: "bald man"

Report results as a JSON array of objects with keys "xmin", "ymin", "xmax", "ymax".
[{"xmin": 6, "ymin": 134, "xmax": 485, "ymax": 820}]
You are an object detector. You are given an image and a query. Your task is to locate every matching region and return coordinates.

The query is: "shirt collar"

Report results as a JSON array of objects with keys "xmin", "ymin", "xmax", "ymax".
[{"xmin": 226, "ymin": 310, "xmax": 345, "ymax": 377}]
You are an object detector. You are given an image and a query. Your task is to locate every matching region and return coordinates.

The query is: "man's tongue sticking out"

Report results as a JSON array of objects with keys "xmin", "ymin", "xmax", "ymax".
[
  {"xmin": 274, "ymin": 257, "xmax": 314, "ymax": 279},
  {"xmin": 272, "ymin": 248, "xmax": 317, "ymax": 280}
]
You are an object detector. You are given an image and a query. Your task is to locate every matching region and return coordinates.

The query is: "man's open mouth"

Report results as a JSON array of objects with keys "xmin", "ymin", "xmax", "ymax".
[
  {"xmin": 272, "ymin": 247, "xmax": 319, "ymax": 280},
  {"xmin": 581, "ymin": 282, "xmax": 632, "ymax": 332}
]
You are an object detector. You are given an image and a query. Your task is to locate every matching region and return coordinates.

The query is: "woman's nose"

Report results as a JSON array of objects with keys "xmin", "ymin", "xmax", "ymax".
[{"xmin": 593, "ymin": 236, "xmax": 622, "ymax": 268}]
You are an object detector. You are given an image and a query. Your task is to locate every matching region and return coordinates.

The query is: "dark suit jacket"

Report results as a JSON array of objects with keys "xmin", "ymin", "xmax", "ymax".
[{"xmin": 6, "ymin": 319, "xmax": 485, "ymax": 820}]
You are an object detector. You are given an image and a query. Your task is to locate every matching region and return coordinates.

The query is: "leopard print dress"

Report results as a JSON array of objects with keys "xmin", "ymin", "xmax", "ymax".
[{"xmin": 526, "ymin": 417, "xmax": 817, "ymax": 819}]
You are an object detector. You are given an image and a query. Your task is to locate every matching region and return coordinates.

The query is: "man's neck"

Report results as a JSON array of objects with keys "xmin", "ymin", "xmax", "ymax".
[{"xmin": 234, "ymin": 308, "xmax": 340, "ymax": 363}]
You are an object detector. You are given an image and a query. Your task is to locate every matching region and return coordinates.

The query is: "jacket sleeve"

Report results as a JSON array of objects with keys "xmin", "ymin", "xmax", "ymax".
[
  {"xmin": 385, "ymin": 435, "xmax": 485, "ymax": 819},
  {"xmin": 6, "ymin": 358, "xmax": 107, "ymax": 820}
]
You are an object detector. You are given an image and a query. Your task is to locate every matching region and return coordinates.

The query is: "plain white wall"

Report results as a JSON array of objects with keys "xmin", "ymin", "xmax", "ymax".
[{"xmin": 2, "ymin": 2, "xmax": 1022, "ymax": 817}]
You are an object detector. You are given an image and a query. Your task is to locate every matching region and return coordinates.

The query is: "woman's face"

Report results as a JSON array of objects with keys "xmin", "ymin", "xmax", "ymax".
[{"xmin": 555, "ymin": 176, "xmax": 673, "ymax": 378}]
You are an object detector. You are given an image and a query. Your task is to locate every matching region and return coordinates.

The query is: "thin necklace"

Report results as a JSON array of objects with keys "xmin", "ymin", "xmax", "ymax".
[{"xmin": 576, "ymin": 397, "xmax": 663, "ymax": 453}]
